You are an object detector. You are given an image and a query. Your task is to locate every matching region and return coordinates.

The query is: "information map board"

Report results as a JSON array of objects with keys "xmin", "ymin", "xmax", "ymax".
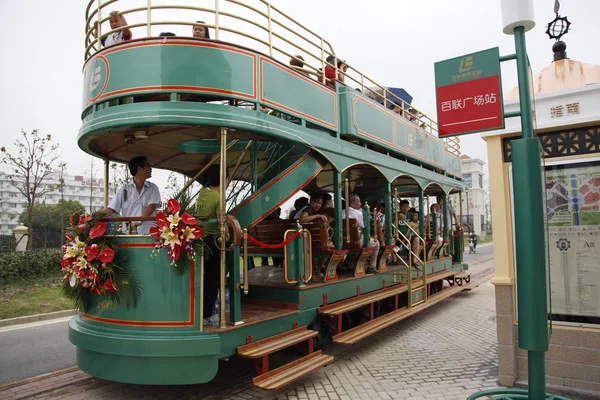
[{"xmin": 546, "ymin": 160, "xmax": 600, "ymax": 325}]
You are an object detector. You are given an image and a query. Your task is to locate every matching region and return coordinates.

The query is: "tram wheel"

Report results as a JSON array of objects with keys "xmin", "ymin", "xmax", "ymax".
[
  {"xmin": 465, "ymin": 275, "xmax": 471, "ymax": 283},
  {"xmin": 456, "ymin": 278, "xmax": 463, "ymax": 286}
]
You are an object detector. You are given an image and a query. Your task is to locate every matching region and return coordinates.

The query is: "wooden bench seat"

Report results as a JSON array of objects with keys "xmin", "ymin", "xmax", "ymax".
[
  {"xmin": 332, "ymin": 282, "xmax": 470, "ymax": 345},
  {"xmin": 252, "ymin": 351, "xmax": 333, "ymax": 390},
  {"xmin": 237, "ymin": 327, "xmax": 317, "ymax": 360},
  {"xmin": 246, "ymin": 220, "xmax": 299, "ymax": 255}
]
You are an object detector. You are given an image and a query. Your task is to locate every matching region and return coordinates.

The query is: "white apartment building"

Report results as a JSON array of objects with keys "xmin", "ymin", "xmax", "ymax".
[
  {"xmin": 457, "ymin": 155, "xmax": 489, "ymax": 236},
  {"xmin": 0, "ymin": 170, "xmax": 115, "ymax": 236}
]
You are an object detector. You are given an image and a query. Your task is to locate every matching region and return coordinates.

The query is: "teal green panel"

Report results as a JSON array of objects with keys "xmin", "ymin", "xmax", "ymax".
[
  {"xmin": 352, "ymin": 96, "xmax": 394, "ymax": 145},
  {"xmin": 260, "ymin": 57, "xmax": 337, "ymax": 130},
  {"xmin": 435, "ymin": 47, "xmax": 500, "ymax": 87},
  {"xmin": 82, "ymin": 40, "xmax": 257, "ymax": 110},
  {"xmin": 84, "ymin": 237, "xmax": 197, "ymax": 327},
  {"xmin": 446, "ymin": 153, "xmax": 462, "ymax": 177},
  {"xmin": 230, "ymin": 154, "xmax": 323, "ymax": 229},
  {"xmin": 425, "ymin": 135, "xmax": 446, "ymax": 170},
  {"xmin": 78, "ymin": 102, "xmax": 463, "ymax": 190},
  {"xmin": 177, "ymin": 139, "xmax": 250, "ymax": 153}
]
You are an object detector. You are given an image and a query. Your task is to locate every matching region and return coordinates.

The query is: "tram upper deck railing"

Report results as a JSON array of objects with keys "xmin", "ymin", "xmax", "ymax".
[{"xmin": 84, "ymin": 0, "xmax": 460, "ymax": 156}]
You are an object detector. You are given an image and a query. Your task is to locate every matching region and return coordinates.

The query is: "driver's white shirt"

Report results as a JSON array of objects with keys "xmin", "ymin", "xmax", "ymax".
[{"xmin": 107, "ymin": 181, "xmax": 161, "ymax": 234}]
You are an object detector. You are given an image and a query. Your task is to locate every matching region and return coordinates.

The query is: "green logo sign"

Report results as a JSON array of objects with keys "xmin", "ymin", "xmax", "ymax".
[{"xmin": 84, "ymin": 56, "xmax": 109, "ymax": 102}]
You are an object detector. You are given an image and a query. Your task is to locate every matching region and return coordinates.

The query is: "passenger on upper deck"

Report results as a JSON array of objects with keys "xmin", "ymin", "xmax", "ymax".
[
  {"xmin": 102, "ymin": 156, "xmax": 161, "ymax": 235},
  {"xmin": 289, "ymin": 197, "xmax": 309, "ymax": 219},
  {"xmin": 324, "ymin": 56, "xmax": 347, "ymax": 89},
  {"xmin": 290, "ymin": 55, "xmax": 309, "ymax": 77},
  {"xmin": 95, "ymin": 11, "xmax": 132, "ymax": 48},
  {"xmin": 342, "ymin": 193, "xmax": 380, "ymax": 273},
  {"xmin": 192, "ymin": 21, "xmax": 211, "ymax": 39},
  {"xmin": 196, "ymin": 165, "xmax": 229, "ymax": 325}
]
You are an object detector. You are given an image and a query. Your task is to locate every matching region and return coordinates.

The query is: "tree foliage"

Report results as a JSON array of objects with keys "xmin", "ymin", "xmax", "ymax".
[{"xmin": 1, "ymin": 130, "xmax": 65, "ymax": 248}]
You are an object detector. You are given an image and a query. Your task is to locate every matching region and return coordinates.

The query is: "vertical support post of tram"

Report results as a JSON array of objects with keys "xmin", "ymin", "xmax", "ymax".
[
  {"xmin": 103, "ymin": 159, "xmax": 109, "ymax": 208},
  {"xmin": 228, "ymin": 246, "xmax": 242, "ymax": 324},
  {"xmin": 218, "ymin": 127, "xmax": 228, "ymax": 329},
  {"xmin": 214, "ymin": 0, "xmax": 220, "ymax": 41},
  {"xmin": 501, "ymin": 1, "xmax": 548, "ymax": 398},
  {"xmin": 384, "ymin": 182, "xmax": 392, "ymax": 247},
  {"xmin": 441, "ymin": 193, "xmax": 449, "ymax": 242},
  {"xmin": 333, "ymin": 171, "xmax": 343, "ymax": 249},
  {"xmin": 418, "ymin": 189, "xmax": 425, "ymax": 238}
]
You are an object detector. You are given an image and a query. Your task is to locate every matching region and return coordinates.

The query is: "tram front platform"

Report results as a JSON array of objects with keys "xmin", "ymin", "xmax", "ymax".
[{"xmin": 0, "ymin": 258, "xmax": 595, "ymax": 400}]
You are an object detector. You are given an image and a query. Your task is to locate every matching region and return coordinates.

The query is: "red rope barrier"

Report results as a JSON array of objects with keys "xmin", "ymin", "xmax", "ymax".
[{"xmin": 247, "ymin": 231, "xmax": 301, "ymax": 249}]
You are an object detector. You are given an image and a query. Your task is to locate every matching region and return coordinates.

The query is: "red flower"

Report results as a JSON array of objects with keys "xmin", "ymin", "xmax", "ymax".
[
  {"xmin": 192, "ymin": 226, "xmax": 204, "ymax": 239},
  {"xmin": 61, "ymin": 257, "xmax": 73, "ymax": 268},
  {"xmin": 167, "ymin": 198, "xmax": 181, "ymax": 214},
  {"xmin": 181, "ymin": 213, "xmax": 197, "ymax": 226},
  {"xmin": 104, "ymin": 278, "xmax": 118, "ymax": 293},
  {"xmin": 78, "ymin": 224, "xmax": 86, "ymax": 232},
  {"xmin": 85, "ymin": 244, "xmax": 99, "ymax": 261},
  {"xmin": 72, "ymin": 213, "xmax": 80, "ymax": 225},
  {"xmin": 149, "ymin": 226, "xmax": 161, "ymax": 239},
  {"xmin": 90, "ymin": 285, "xmax": 105, "ymax": 295},
  {"xmin": 99, "ymin": 248, "xmax": 115, "ymax": 263},
  {"xmin": 79, "ymin": 214, "xmax": 92, "ymax": 224},
  {"xmin": 89, "ymin": 222, "xmax": 107, "ymax": 239},
  {"xmin": 155, "ymin": 212, "xmax": 169, "ymax": 229}
]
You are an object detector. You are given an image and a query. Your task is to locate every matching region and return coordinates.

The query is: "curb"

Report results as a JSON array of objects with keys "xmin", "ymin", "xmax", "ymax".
[{"xmin": 0, "ymin": 309, "xmax": 76, "ymax": 328}]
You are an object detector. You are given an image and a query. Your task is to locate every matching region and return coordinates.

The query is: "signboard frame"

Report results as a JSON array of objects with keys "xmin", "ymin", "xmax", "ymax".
[{"xmin": 434, "ymin": 47, "xmax": 505, "ymax": 137}]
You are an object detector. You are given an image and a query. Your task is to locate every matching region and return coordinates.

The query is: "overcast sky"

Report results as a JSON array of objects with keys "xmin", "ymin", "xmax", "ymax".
[{"xmin": 1, "ymin": 0, "xmax": 598, "ymax": 189}]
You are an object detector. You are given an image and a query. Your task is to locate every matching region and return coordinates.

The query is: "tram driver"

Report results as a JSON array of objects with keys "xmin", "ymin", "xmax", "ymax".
[
  {"xmin": 102, "ymin": 156, "xmax": 161, "ymax": 235},
  {"xmin": 342, "ymin": 193, "xmax": 380, "ymax": 273}
]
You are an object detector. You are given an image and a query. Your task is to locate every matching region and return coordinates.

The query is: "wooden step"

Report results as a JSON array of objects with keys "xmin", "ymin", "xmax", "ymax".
[
  {"xmin": 425, "ymin": 269, "xmax": 456, "ymax": 283},
  {"xmin": 333, "ymin": 283, "xmax": 470, "ymax": 345},
  {"xmin": 318, "ymin": 283, "xmax": 409, "ymax": 316},
  {"xmin": 253, "ymin": 351, "xmax": 334, "ymax": 390},
  {"xmin": 237, "ymin": 327, "xmax": 317, "ymax": 359}
]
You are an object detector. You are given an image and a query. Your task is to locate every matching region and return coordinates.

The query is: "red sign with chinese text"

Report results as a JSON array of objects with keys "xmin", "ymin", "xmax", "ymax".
[{"xmin": 436, "ymin": 75, "xmax": 503, "ymax": 137}]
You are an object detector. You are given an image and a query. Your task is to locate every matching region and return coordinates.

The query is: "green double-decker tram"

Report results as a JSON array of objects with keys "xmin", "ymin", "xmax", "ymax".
[{"xmin": 71, "ymin": 0, "xmax": 470, "ymax": 390}]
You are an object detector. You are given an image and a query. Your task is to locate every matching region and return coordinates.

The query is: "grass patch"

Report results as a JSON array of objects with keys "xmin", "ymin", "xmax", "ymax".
[{"xmin": 0, "ymin": 274, "xmax": 73, "ymax": 320}]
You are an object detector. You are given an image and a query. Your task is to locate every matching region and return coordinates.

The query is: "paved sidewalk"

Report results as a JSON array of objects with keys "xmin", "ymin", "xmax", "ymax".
[{"xmin": 0, "ymin": 265, "xmax": 507, "ymax": 400}]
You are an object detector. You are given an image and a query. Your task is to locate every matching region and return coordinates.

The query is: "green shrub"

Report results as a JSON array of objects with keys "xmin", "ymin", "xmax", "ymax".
[{"xmin": 0, "ymin": 249, "xmax": 63, "ymax": 286}]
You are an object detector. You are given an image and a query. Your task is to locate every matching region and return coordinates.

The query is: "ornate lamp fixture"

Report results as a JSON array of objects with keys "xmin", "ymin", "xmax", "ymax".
[{"xmin": 545, "ymin": 0, "xmax": 571, "ymax": 61}]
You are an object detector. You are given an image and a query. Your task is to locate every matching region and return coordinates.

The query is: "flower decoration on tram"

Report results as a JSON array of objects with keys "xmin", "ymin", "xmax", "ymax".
[
  {"xmin": 60, "ymin": 211, "xmax": 140, "ymax": 311},
  {"xmin": 150, "ymin": 198, "xmax": 204, "ymax": 266}
]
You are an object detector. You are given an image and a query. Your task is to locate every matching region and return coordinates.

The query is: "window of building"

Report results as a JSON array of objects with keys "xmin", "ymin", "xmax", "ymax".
[
  {"xmin": 462, "ymin": 173, "xmax": 472, "ymax": 188},
  {"xmin": 478, "ymin": 174, "xmax": 483, "ymax": 189}
]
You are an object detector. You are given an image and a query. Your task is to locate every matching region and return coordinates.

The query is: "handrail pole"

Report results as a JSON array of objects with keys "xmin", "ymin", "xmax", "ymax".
[
  {"xmin": 393, "ymin": 188, "xmax": 399, "ymax": 240},
  {"xmin": 215, "ymin": 0, "xmax": 220, "ymax": 40},
  {"xmin": 344, "ymin": 178, "xmax": 350, "ymax": 243},
  {"xmin": 104, "ymin": 159, "xmax": 109, "ymax": 208},
  {"xmin": 267, "ymin": 3, "xmax": 273, "ymax": 57},
  {"xmin": 146, "ymin": 0, "xmax": 152, "ymax": 37},
  {"xmin": 320, "ymin": 38, "xmax": 326, "ymax": 85},
  {"xmin": 242, "ymin": 229, "xmax": 248, "ymax": 294},
  {"xmin": 218, "ymin": 127, "xmax": 228, "ymax": 329},
  {"xmin": 96, "ymin": 0, "xmax": 102, "ymax": 56},
  {"xmin": 229, "ymin": 140, "xmax": 253, "ymax": 179}
]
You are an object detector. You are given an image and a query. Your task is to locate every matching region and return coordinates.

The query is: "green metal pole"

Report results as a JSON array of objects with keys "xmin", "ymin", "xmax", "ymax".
[
  {"xmin": 418, "ymin": 189, "xmax": 425, "ymax": 238},
  {"xmin": 512, "ymin": 25, "xmax": 548, "ymax": 400},
  {"xmin": 384, "ymin": 183, "xmax": 392, "ymax": 246},
  {"xmin": 333, "ymin": 171, "xmax": 343, "ymax": 249}
]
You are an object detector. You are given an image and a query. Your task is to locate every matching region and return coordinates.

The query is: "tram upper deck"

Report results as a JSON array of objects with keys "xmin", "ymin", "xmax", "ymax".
[{"xmin": 81, "ymin": 0, "xmax": 462, "ymax": 185}]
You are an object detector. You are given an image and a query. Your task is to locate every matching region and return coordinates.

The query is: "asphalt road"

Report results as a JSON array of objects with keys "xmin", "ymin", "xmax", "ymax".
[
  {"xmin": 0, "ymin": 317, "xmax": 75, "ymax": 385},
  {"xmin": 0, "ymin": 244, "xmax": 494, "ymax": 385}
]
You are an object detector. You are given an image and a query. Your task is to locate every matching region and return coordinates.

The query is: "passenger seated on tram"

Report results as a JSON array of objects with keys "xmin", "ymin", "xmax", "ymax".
[
  {"xmin": 390, "ymin": 103, "xmax": 404, "ymax": 117},
  {"xmin": 395, "ymin": 199, "xmax": 411, "ymax": 249},
  {"xmin": 102, "ymin": 156, "xmax": 161, "ymax": 235},
  {"xmin": 426, "ymin": 203, "xmax": 444, "ymax": 253},
  {"xmin": 159, "ymin": 32, "xmax": 176, "ymax": 37},
  {"xmin": 192, "ymin": 21, "xmax": 211, "ymax": 39},
  {"xmin": 322, "ymin": 193, "xmax": 333, "ymax": 209},
  {"xmin": 95, "ymin": 10, "xmax": 132, "ymax": 48},
  {"xmin": 342, "ymin": 193, "xmax": 380, "ymax": 273},
  {"xmin": 290, "ymin": 55, "xmax": 310, "ymax": 77},
  {"xmin": 196, "ymin": 165, "xmax": 229, "ymax": 325},
  {"xmin": 298, "ymin": 194, "xmax": 329, "ymax": 279},
  {"xmin": 324, "ymin": 56, "xmax": 347, "ymax": 89},
  {"xmin": 436, "ymin": 194, "xmax": 459, "ymax": 231},
  {"xmin": 289, "ymin": 197, "xmax": 309, "ymax": 219}
]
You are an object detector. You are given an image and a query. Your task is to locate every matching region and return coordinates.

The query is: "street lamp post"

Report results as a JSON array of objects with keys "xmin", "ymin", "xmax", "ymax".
[{"xmin": 465, "ymin": 187, "xmax": 470, "ymax": 230}]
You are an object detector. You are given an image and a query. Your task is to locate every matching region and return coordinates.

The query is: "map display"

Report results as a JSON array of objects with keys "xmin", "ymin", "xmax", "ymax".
[{"xmin": 546, "ymin": 161, "xmax": 600, "ymax": 324}]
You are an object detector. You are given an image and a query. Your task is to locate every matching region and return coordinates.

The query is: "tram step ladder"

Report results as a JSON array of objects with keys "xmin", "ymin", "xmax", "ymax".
[
  {"xmin": 237, "ymin": 326, "xmax": 333, "ymax": 390},
  {"xmin": 333, "ymin": 281, "xmax": 470, "ymax": 345}
]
